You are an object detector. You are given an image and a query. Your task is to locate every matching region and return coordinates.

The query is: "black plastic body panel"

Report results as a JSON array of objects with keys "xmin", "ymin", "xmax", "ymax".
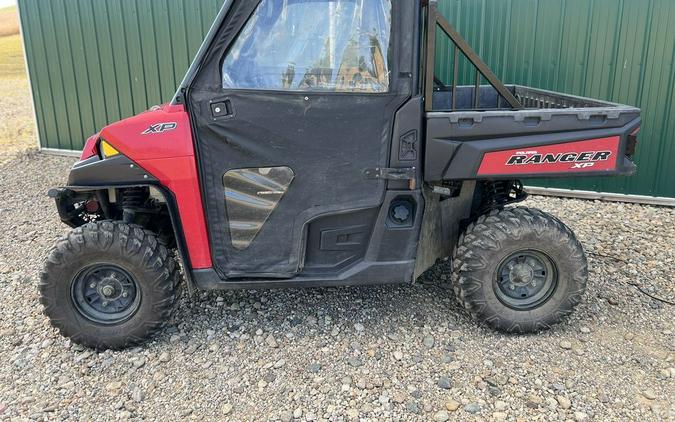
[
  {"xmin": 192, "ymin": 261, "xmax": 415, "ymax": 291},
  {"xmin": 68, "ymin": 155, "xmax": 159, "ymax": 186},
  {"xmin": 389, "ymin": 96, "xmax": 424, "ymax": 190},
  {"xmin": 303, "ymin": 209, "xmax": 379, "ymax": 275},
  {"xmin": 414, "ymin": 182, "xmax": 475, "ymax": 279}
]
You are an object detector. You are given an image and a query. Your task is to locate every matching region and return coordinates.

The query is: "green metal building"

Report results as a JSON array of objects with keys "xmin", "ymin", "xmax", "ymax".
[{"xmin": 17, "ymin": 0, "xmax": 675, "ymax": 202}]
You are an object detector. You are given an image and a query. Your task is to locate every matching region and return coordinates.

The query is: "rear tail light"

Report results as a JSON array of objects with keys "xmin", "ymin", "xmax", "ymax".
[{"xmin": 626, "ymin": 126, "xmax": 640, "ymax": 157}]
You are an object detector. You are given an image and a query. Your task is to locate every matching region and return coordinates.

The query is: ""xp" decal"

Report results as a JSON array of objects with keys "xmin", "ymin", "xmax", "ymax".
[{"xmin": 142, "ymin": 122, "xmax": 177, "ymax": 135}]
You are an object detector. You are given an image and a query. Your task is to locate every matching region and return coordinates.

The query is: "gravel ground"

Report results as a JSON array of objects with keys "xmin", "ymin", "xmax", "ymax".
[{"xmin": 0, "ymin": 151, "xmax": 673, "ymax": 422}]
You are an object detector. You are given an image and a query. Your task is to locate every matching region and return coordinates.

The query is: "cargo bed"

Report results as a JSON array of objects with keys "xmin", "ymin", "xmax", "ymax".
[{"xmin": 425, "ymin": 85, "xmax": 641, "ymax": 181}]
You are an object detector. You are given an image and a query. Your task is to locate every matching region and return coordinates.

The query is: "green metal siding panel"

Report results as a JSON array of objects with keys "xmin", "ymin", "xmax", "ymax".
[
  {"xmin": 17, "ymin": 0, "xmax": 675, "ymax": 198},
  {"xmin": 18, "ymin": 0, "xmax": 225, "ymax": 151},
  {"xmin": 436, "ymin": 0, "xmax": 675, "ymax": 198}
]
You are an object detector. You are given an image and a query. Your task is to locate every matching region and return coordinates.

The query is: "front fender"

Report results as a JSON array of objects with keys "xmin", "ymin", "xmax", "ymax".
[{"xmin": 67, "ymin": 155, "xmax": 158, "ymax": 187}]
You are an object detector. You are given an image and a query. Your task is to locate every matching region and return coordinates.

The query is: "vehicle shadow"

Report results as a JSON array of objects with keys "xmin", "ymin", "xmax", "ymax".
[{"xmin": 158, "ymin": 263, "xmax": 478, "ymax": 347}]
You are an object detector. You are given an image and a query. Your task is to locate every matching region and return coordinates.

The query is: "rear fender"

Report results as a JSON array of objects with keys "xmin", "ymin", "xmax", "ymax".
[{"xmin": 425, "ymin": 116, "xmax": 641, "ymax": 181}]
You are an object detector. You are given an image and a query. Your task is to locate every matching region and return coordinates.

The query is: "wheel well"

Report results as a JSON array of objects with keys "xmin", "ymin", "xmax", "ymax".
[
  {"xmin": 54, "ymin": 184, "xmax": 200, "ymax": 291},
  {"xmin": 57, "ymin": 186, "xmax": 177, "ymax": 248},
  {"xmin": 470, "ymin": 180, "xmax": 528, "ymax": 218},
  {"xmin": 430, "ymin": 179, "xmax": 528, "ymax": 221}
]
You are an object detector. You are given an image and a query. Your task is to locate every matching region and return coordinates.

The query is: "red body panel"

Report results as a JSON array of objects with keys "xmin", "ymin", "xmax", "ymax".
[
  {"xmin": 80, "ymin": 133, "xmax": 100, "ymax": 160},
  {"xmin": 99, "ymin": 104, "xmax": 213, "ymax": 270},
  {"xmin": 478, "ymin": 137, "xmax": 621, "ymax": 176},
  {"xmin": 101, "ymin": 105, "xmax": 197, "ymax": 160}
]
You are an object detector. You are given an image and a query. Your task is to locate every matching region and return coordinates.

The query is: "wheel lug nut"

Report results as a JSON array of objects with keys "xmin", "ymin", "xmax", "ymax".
[
  {"xmin": 509, "ymin": 284, "xmax": 516, "ymax": 290},
  {"xmin": 102, "ymin": 301, "xmax": 109, "ymax": 307},
  {"xmin": 122, "ymin": 292, "xmax": 129, "ymax": 298},
  {"xmin": 90, "ymin": 283, "xmax": 97, "ymax": 289}
]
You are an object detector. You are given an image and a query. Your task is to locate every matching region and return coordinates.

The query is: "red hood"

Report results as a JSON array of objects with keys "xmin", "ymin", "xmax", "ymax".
[{"xmin": 99, "ymin": 104, "xmax": 192, "ymax": 162}]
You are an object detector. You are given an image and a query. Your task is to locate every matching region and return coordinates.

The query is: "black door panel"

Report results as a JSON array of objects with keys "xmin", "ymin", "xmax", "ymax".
[
  {"xmin": 191, "ymin": 90, "xmax": 402, "ymax": 277},
  {"xmin": 186, "ymin": 0, "xmax": 414, "ymax": 278}
]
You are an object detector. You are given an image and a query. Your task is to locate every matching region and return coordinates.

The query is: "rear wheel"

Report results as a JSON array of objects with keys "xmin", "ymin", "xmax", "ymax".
[
  {"xmin": 451, "ymin": 207, "xmax": 588, "ymax": 333},
  {"xmin": 40, "ymin": 221, "xmax": 181, "ymax": 350}
]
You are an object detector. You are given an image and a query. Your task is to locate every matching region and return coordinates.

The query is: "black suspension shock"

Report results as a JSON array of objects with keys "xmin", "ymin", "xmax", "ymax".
[
  {"xmin": 121, "ymin": 188, "xmax": 148, "ymax": 224},
  {"xmin": 473, "ymin": 180, "xmax": 528, "ymax": 217}
]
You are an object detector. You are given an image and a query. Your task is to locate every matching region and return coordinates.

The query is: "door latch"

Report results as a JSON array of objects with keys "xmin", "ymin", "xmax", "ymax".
[{"xmin": 211, "ymin": 100, "xmax": 233, "ymax": 118}]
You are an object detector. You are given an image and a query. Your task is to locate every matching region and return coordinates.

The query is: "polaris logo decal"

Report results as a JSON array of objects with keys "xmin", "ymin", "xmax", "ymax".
[
  {"xmin": 478, "ymin": 137, "xmax": 621, "ymax": 176},
  {"xmin": 142, "ymin": 122, "xmax": 177, "ymax": 135}
]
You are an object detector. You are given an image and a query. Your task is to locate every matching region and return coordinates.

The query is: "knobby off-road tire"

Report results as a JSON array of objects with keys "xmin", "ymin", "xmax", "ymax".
[
  {"xmin": 40, "ymin": 221, "xmax": 181, "ymax": 350},
  {"xmin": 452, "ymin": 207, "xmax": 588, "ymax": 333}
]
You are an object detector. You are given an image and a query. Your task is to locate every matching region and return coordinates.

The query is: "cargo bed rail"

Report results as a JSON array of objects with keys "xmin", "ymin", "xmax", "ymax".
[{"xmin": 430, "ymin": 85, "xmax": 640, "ymax": 121}]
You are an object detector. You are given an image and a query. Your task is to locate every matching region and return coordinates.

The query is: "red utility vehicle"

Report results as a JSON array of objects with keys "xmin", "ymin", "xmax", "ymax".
[{"xmin": 42, "ymin": 0, "xmax": 641, "ymax": 349}]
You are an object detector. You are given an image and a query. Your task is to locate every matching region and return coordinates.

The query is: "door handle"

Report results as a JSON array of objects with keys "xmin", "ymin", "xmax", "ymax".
[{"xmin": 211, "ymin": 100, "xmax": 233, "ymax": 118}]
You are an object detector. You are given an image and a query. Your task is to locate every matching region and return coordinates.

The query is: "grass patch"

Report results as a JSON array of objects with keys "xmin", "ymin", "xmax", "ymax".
[
  {"xmin": 0, "ymin": 34, "xmax": 26, "ymax": 79},
  {"xmin": 0, "ymin": 6, "xmax": 25, "ymax": 79},
  {"xmin": 0, "ymin": 6, "xmax": 20, "ymax": 38},
  {"xmin": 0, "ymin": 7, "xmax": 32, "ymax": 155},
  {"xmin": 0, "ymin": 6, "xmax": 33, "ymax": 156},
  {"xmin": 0, "ymin": 78, "xmax": 34, "ymax": 157}
]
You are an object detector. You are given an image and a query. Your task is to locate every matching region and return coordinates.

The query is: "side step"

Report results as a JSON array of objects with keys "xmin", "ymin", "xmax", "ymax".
[{"xmin": 192, "ymin": 260, "xmax": 416, "ymax": 290}]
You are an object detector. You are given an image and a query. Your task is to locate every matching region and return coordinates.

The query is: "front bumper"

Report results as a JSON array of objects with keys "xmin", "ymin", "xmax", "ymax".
[{"xmin": 48, "ymin": 188, "xmax": 92, "ymax": 228}]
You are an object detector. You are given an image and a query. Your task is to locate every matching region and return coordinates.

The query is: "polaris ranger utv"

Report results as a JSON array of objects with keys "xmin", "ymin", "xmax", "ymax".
[{"xmin": 41, "ymin": 0, "xmax": 641, "ymax": 350}]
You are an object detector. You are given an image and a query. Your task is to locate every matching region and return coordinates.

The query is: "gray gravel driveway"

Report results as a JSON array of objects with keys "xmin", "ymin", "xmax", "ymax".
[{"xmin": 0, "ymin": 151, "xmax": 673, "ymax": 421}]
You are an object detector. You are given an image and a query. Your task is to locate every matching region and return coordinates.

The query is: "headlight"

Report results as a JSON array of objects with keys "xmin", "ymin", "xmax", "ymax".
[{"xmin": 99, "ymin": 140, "xmax": 120, "ymax": 159}]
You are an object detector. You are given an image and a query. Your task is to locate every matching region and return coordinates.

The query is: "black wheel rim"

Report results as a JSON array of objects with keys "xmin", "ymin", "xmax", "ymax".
[
  {"xmin": 493, "ymin": 250, "xmax": 558, "ymax": 311},
  {"xmin": 71, "ymin": 264, "xmax": 141, "ymax": 324}
]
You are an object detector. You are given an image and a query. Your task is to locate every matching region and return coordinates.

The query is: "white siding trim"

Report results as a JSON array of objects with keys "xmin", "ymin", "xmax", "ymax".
[
  {"xmin": 39, "ymin": 148, "xmax": 81, "ymax": 158},
  {"xmin": 526, "ymin": 187, "xmax": 675, "ymax": 207}
]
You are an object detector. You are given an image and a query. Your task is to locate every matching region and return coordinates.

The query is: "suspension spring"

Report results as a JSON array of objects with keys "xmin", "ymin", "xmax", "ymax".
[{"xmin": 121, "ymin": 188, "xmax": 148, "ymax": 223}]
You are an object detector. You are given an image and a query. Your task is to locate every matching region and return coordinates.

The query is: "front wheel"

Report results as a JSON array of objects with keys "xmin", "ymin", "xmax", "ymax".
[
  {"xmin": 40, "ymin": 222, "xmax": 181, "ymax": 350},
  {"xmin": 451, "ymin": 207, "xmax": 588, "ymax": 333}
]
